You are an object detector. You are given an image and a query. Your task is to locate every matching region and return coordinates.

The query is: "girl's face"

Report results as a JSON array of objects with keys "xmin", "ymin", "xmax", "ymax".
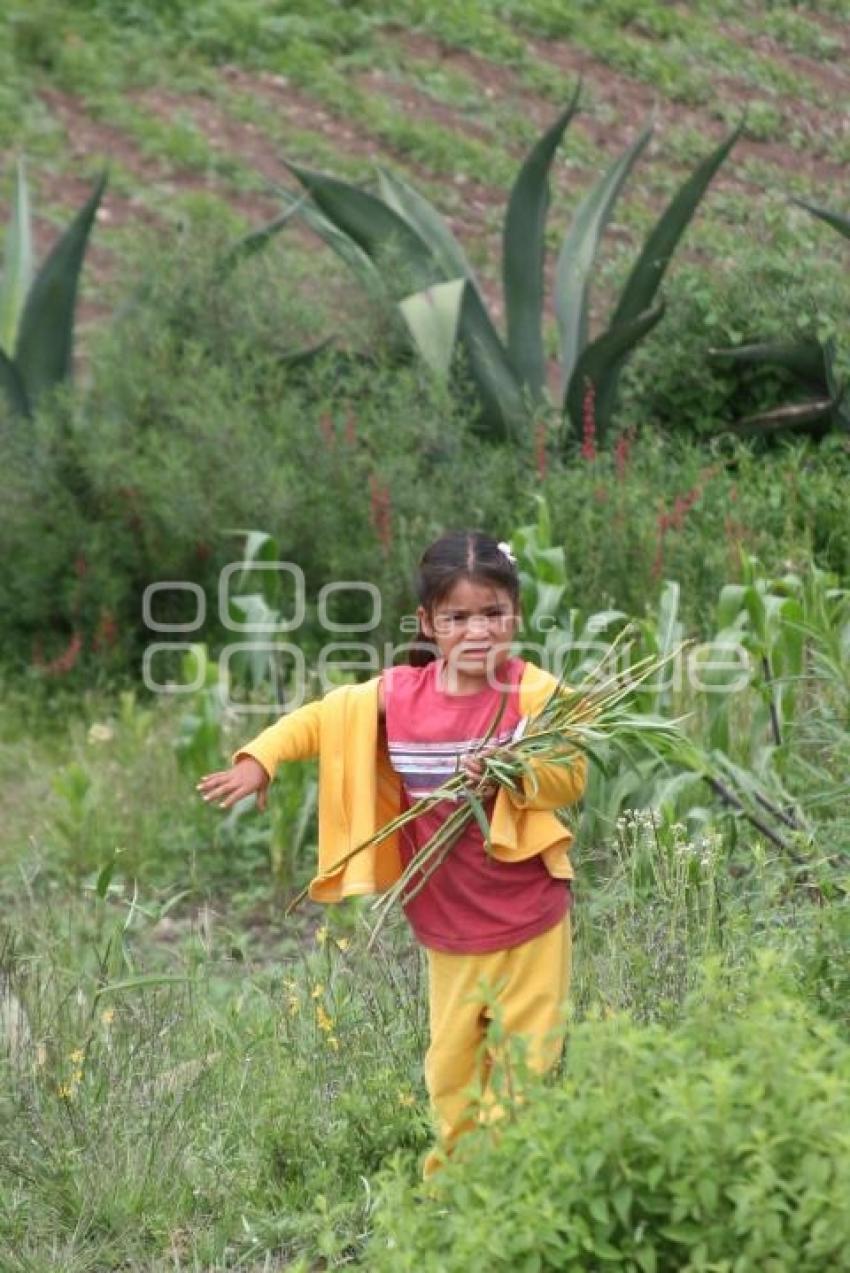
[{"xmin": 418, "ymin": 577, "xmax": 520, "ymax": 688}]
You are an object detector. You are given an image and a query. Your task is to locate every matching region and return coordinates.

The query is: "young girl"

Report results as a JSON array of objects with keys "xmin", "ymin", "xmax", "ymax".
[{"xmin": 198, "ymin": 531, "xmax": 586, "ymax": 1177}]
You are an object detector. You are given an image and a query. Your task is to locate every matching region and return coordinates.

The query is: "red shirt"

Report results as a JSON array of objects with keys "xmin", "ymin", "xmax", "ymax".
[{"xmin": 382, "ymin": 658, "xmax": 571, "ymax": 954}]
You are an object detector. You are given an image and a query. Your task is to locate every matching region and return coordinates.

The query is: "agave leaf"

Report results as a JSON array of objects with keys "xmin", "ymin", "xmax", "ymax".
[
  {"xmin": 821, "ymin": 336, "xmax": 850, "ymax": 432},
  {"xmin": 503, "ymin": 88, "xmax": 581, "ymax": 403},
  {"xmin": 731, "ymin": 398, "xmax": 837, "ymax": 435},
  {"xmin": 555, "ymin": 120, "xmax": 653, "ymax": 393},
  {"xmin": 564, "ymin": 301, "xmax": 665, "ymax": 442},
  {"xmin": 14, "ymin": 170, "xmax": 106, "ymax": 406},
  {"xmin": 458, "ymin": 284, "xmax": 529, "ymax": 442},
  {"xmin": 376, "ymin": 168, "xmax": 479, "ymax": 289},
  {"xmin": 217, "ymin": 201, "xmax": 304, "ymax": 278},
  {"xmin": 280, "ymin": 336, "xmax": 334, "ymax": 367},
  {"xmin": 0, "ymin": 345, "xmax": 30, "ymax": 417},
  {"xmin": 707, "ymin": 339, "xmax": 828, "ymax": 386},
  {"xmin": 399, "ymin": 277, "xmax": 465, "ymax": 378},
  {"xmin": 275, "ymin": 186, "xmax": 384, "ymax": 292},
  {"xmin": 611, "ymin": 125, "xmax": 740, "ymax": 331},
  {"xmin": 792, "ymin": 196, "xmax": 850, "ymax": 242},
  {"xmin": 0, "ymin": 159, "xmax": 33, "ymax": 358},
  {"xmin": 285, "ymin": 163, "xmax": 438, "ymax": 296}
]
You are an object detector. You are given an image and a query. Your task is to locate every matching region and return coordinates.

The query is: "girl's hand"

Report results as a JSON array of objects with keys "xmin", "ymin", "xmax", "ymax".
[
  {"xmin": 461, "ymin": 749, "xmax": 498, "ymax": 799},
  {"xmin": 197, "ymin": 757, "xmax": 270, "ymax": 811}
]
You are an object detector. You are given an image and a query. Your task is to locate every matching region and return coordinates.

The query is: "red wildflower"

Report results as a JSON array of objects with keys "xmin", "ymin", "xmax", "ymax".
[
  {"xmin": 369, "ymin": 475, "xmax": 393, "ymax": 553},
  {"xmin": 614, "ymin": 428, "xmax": 633, "ymax": 482},
  {"xmin": 581, "ymin": 380, "xmax": 597, "ymax": 462},
  {"xmin": 92, "ymin": 608, "xmax": 119, "ymax": 652},
  {"xmin": 319, "ymin": 412, "xmax": 335, "ymax": 447},
  {"xmin": 32, "ymin": 631, "xmax": 83, "ymax": 676}
]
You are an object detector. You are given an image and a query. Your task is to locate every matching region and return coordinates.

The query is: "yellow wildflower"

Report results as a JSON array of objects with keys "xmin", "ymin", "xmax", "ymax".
[
  {"xmin": 57, "ymin": 1083, "xmax": 75, "ymax": 1100},
  {"xmin": 397, "ymin": 1090, "xmax": 416, "ymax": 1108},
  {"xmin": 315, "ymin": 1004, "xmax": 333, "ymax": 1034},
  {"xmin": 287, "ymin": 994, "xmax": 300, "ymax": 1018},
  {"xmin": 69, "ymin": 1049, "xmax": 85, "ymax": 1064},
  {"xmin": 101, "ymin": 1008, "xmax": 115, "ymax": 1026},
  {"xmin": 327, "ymin": 1035, "xmax": 340, "ymax": 1052},
  {"xmin": 315, "ymin": 926, "xmax": 328, "ymax": 946},
  {"xmin": 310, "ymin": 983, "xmax": 325, "ymax": 1000},
  {"xmin": 335, "ymin": 938, "xmax": 350, "ymax": 952}
]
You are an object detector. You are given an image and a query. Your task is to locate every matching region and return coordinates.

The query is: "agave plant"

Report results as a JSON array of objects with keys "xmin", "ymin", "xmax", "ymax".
[
  {"xmin": 0, "ymin": 161, "xmax": 106, "ymax": 419},
  {"xmin": 268, "ymin": 93, "xmax": 739, "ymax": 448},
  {"xmin": 709, "ymin": 197, "xmax": 850, "ymax": 437}
]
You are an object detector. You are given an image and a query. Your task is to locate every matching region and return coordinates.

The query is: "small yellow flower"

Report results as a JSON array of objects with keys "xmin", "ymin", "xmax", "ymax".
[
  {"xmin": 287, "ymin": 994, "xmax": 300, "ymax": 1018},
  {"xmin": 397, "ymin": 1090, "xmax": 415, "ymax": 1108},
  {"xmin": 57, "ymin": 1083, "xmax": 75, "ymax": 1100},
  {"xmin": 327, "ymin": 1035, "xmax": 340, "ymax": 1052},
  {"xmin": 101, "ymin": 1008, "xmax": 115, "ymax": 1026},
  {"xmin": 315, "ymin": 1004, "xmax": 333, "ymax": 1034},
  {"xmin": 315, "ymin": 926, "xmax": 328, "ymax": 947},
  {"xmin": 310, "ymin": 983, "xmax": 325, "ymax": 1000},
  {"xmin": 69, "ymin": 1049, "xmax": 85, "ymax": 1064},
  {"xmin": 335, "ymin": 938, "xmax": 350, "ymax": 952}
]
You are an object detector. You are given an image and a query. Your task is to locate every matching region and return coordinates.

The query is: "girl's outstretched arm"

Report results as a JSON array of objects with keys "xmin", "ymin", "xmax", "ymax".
[{"xmin": 197, "ymin": 756, "xmax": 270, "ymax": 810}]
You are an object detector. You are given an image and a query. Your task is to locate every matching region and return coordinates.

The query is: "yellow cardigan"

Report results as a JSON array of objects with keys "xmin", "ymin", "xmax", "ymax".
[{"xmin": 236, "ymin": 661, "xmax": 586, "ymax": 904}]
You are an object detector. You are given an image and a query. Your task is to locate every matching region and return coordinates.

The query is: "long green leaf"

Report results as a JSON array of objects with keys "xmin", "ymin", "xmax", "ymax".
[
  {"xmin": 14, "ymin": 170, "xmax": 106, "ymax": 406},
  {"xmin": 285, "ymin": 163, "xmax": 438, "ymax": 296},
  {"xmin": 793, "ymin": 196, "xmax": 850, "ymax": 242},
  {"xmin": 611, "ymin": 125, "xmax": 740, "ymax": 331},
  {"xmin": 0, "ymin": 345, "xmax": 30, "ymax": 417},
  {"xmin": 376, "ymin": 168, "xmax": 478, "ymax": 289},
  {"xmin": 399, "ymin": 277, "xmax": 465, "ymax": 378},
  {"xmin": 564, "ymin": 301, "xmax": 665, "ymax": 442},
  {"xmin": 458, "ymin": 283, "xmax": 529, "ymax": 442},
  {"xmin": 555, "ymin": 121, "xmax": 653, "ymax": 392},
  {"xmin": 731, "ymin": 398, "xmax": 837, "ymax": 436},
  {"xmin": 708, "ymin": 340, "xmax": 827, "ymax": 386},
  {"xmin": 0, "ymin": 159, "xmax": 33, "ymax": 357},
  {"xmin": 217, "ymin": 201, "xmax": 303, "ymax": 278},
  {"xmin": 275, "ymin": 186, "xmax": 384, "ymax": 292},
  {"xmin": 503, "ymin": 88, "xmax": 581, "ymax": 403}
]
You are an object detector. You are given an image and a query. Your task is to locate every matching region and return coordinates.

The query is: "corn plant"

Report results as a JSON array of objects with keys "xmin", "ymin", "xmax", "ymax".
[
  {"xmin": 709, "ymin": 197, "xmax": 850, "ymax": 437},
  {"xmin": 0, "ymin": 161, "xmax": 106, "ymax": 418},
  {"xmin": 267, "ymin": 96, "xmax": 738, "ymax": 447}
]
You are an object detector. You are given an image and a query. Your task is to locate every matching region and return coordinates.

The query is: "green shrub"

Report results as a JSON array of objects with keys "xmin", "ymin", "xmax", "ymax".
[{"xmin": 371, "ymin": 958, "xmax": 850, "ymax": 1271}]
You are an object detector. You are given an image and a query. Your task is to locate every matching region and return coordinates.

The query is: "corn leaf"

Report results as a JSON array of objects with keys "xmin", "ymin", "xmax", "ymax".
[
  {"xmin": 792, "ymin": 197, "xmax": 850, "ymax": 242},
  {"xmin": 555, "ymin": 121, "xmax": 652, "ymax": 393},
  {"xmin": 611, "ymin": 126, "xmax": 740, "ymax": 331},
  {"xmin": 285, "ymin": 163, "xmax": 438, "ymax": 295},
  {"xmin": 564, "ymin": 301, "xmax": 665, "ymax": 441},
  {"xmin": 399, "ymin": 277, "xmax": 465, "ymax": 378},
  {"xmin": 458, "ymin": 283, "xmax": 530, "ymax": 441},
  {"xmin": 0, "ymin": 346, "xmax": 30, "ymax": 417},
  {"xmin": 14, "ymin": 170, "xmax": 106, "ymax": 406},
  {"xmin": 0, "ymin": 159, "xmax": 33, "ymax": 358},
  {"xmin": 377, "ymin": 168, "xmax": 479, "ymax": 289},
  {"xmin": 503, "ymin": 89, "xmax": 581, "ymax": 403}
]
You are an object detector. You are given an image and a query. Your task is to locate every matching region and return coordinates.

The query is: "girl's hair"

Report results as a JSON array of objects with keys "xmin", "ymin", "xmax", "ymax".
[{"xmin": 409, "ymin": 530, "xmax": 520, "ymax": 666}]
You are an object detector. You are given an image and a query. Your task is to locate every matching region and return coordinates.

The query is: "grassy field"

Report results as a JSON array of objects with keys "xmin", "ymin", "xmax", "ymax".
[{"xmin": 2, "ymin": 2, "xmax": 850, "ymax": 1268}]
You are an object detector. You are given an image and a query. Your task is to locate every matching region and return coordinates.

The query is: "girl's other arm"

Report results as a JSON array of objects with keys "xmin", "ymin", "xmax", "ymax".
[{"xmin": 197, "ymin": 698, "xmax": 323, "ymax": 810}]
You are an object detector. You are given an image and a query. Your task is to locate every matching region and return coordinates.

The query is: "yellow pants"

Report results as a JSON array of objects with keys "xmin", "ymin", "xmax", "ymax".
[{"xmin": 422, "ymin": 915, "xmax": 571, "ymax": 1179}]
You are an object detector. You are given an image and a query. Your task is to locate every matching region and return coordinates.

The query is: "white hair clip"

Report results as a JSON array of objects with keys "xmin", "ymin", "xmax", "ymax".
[{"xmin": 497, "ymin": 540, "xmax": 517, "ymax": 565}]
